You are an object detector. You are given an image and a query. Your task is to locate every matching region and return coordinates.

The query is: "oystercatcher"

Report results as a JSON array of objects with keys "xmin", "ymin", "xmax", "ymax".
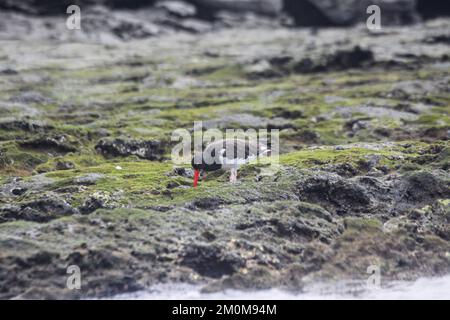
[{"xmin": 192, "ymin": 139, "xmax": 270, "ymax": 187}]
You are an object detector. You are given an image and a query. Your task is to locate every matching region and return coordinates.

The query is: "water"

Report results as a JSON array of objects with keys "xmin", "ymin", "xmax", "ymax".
[{"xmin": 114, "ymin": 275, "xmax": 450, "ymax": 300}]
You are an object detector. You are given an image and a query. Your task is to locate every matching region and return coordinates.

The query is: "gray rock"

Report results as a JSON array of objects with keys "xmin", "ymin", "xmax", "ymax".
[
  {"xmin": 95, "ymin": 137, "xmax": 165, "ymax": 160},
  {"xmin": 10, "ymin": 91, "xmax": 52, "ymax": 104},
  {"xmin": 336, "ymin": 104, "xmax": 419, "ymax": 121},
  {"xmin": 0, "ymin": 68, "xmax": 18, "ymax": 75},
  {"xmin": 297, "ymin": 172, "xmax": 373, "ymax": 215},
  {"xmin": 79, "ymin": 191, "xmax": 121, "ymax": 214},
  {"xmin": 19, "ymin": 135, "xmax": 78, "ymax": 155},
  {"xmin": 0, "ymin": 117, "xmax": 53, "ymax": 132},
  {"xmin": 293, "ymin": 46, "xmax": 374, "ymax": 73},
  {"xmin": 201, "ymin": 113, "xmax": 292, "ymax": 129},
  {"xmin": 0, "ymin": 175, "xmax": 55, "ymax": 198},
  {"xmin": 0, "ymin": 195, "xmax": 78, "ymax": 223},
  {"xmin": 285, "ymin": 0, "xmax": 419, "ymax": 26},
  {"xmin": 55, "ymin": 161, "xmax": 75, "ymax": 170},
  {"xmin": 189, "ymin": 0, "xmax": 283, "ymax": 16},
  {"xmin": 389, "ymin": 80, "xmax": 441, "ymax": 100},
  {"xmin": 173, "ymin": 167, "xmax": 195, "ymax": 178},
  {"xmin": 180, "ymin": 243, "xmax": 245, "ymax": 278},
  {"xmin": 0, "ymin": 1, "xmax": 127, "ymax": 15},
  {"xmin": 156, "ymin": 0, "xmax": 197, "ymax": 17},
  {"xmin": 395, "ymin": 170, "xmax": 450, "ymax": 203},
  {"xmin": 74, "ymin": 173, "xmax": 105, "ymax": 185}
]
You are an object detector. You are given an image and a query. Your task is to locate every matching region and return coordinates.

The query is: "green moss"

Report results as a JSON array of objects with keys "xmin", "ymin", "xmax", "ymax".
[
  {"xmin": 201, "ymin": 65, "xmax": 246, "ymax": 81},
  {"xmin": 92, "ymin": 207, "xmax": 155, "ymax": 219},
  {"xmin": 0, "ymin": 141, "xmax": 48, "ymax": 175},
  {"xmin": 415, "ymin": 114, "xmax": 450, "ymax": 126},
  {"xmin": 281, "ymin": 146, "xmax": 392, "ymax": 168},
  {"xmin": 0, "ymin": 219, "xmax": 40, "ymax": 231},
  {"xmin": 343, "ymin": 217, "xmax": 383, "ymax": 232}
]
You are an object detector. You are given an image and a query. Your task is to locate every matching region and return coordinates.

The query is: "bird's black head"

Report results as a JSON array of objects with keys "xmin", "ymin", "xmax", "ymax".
[{"xmin": 191, "ymin": 153, "xmax": 222, "ymax": 188}]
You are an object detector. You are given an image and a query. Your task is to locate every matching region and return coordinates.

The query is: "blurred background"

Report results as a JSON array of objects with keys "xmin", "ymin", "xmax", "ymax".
[{"xmin": 0, "ymin": 0, "xmax": 450, "ymax": 41}]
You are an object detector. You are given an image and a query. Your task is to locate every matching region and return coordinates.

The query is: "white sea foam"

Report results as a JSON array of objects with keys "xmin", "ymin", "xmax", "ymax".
[{"xmin": 113, "ymin": 274, "xmax": 450, "ymax": 300}]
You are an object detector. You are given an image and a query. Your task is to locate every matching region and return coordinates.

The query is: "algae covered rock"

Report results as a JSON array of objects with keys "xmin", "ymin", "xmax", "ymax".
[
  {"xmin": 0, "ymin": 195, "xmax": 78, "ymax": 223},
  {"xmin": 19, "ymin": 135, "xmax": 78, "ymax": 155},
  {"xmin": 95, "ymin": 137, "xmax": 166, "ymax": 160}
]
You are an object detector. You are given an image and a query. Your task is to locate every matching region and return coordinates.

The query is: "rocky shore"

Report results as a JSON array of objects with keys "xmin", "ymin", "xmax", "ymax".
[{"xmin": 0, "ymin": 1, "xmax": 449, "ymax": 299}]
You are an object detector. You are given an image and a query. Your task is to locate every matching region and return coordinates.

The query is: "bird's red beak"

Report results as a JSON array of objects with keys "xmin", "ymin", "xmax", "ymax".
[{"xmin": 193, "ymin": 169, "xmax": 200, "ymax": 188}]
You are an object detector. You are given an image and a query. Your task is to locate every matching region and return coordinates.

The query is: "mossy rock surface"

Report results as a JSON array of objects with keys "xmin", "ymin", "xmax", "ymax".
[{"xmin": 0, "ymin": 15, "xmax": 449, "ymax": 298}]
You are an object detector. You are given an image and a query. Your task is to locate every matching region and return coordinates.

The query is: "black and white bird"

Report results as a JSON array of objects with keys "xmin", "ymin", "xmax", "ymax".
[{"xmin": 191, "ymin": 139, "xmax": 270, "ymax": 187}]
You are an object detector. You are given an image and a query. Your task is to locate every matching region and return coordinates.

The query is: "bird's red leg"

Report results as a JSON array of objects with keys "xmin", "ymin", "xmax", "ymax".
[{"xmin": 193, "ymin": 169, "xmax": 200, "ymax": 188}]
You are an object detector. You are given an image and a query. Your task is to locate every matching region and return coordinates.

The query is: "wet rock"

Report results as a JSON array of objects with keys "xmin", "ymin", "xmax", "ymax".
[
  {"xmin": 11, "ymin": 287, "xmax": 60, "ymax": 300},
  {"xmin": 0, "ymin": 1, "xmax": 156, "ymax": 15},
  {"xmin": 396, "ymin": 170, "xmax": 450, "ymax": 203},
  {"xmin": 63, "ymin": 249, "xmax": 144, "ymax": 295},
  {"xmin": 173, "ymin": 167, "xmax": 195, "ymax": 178},
  {"xmin": 202, "ymin": 266, "xmax": 279, "ymax": 292},
  {"xmin": 373, "ymin": 127, "xmax": 393, "ymax": 138},
  {"xmin": 79, "ymin": 198, "xmax": 103, "ymax": 215},
  {"xmin": 0, "ymin": 195, "xmax": 78, "ymax": 223},
  {"xmin": 244, "ymin": 60, "xmax": 282, "ymax": 79},
  {"xmin": 11, "ymin": 187, "xmax": 26, "ymax": 196},
  {"xmin": 322, "ymin": 162, "xmax": 359, "ymax": 178},
  {"xmin": 0, "ymin": 0, "xmax": 69, "ymax": 14},
  {"xmin": 66, "ymin": 249, "xmax": 119, "ymax": 271},
  {"xmin": 236, "ymin": 202, "xmax": 340, "ymax": 243},
  {"xmin": 389, "ymin": 80, "xmax": 440, "ymax": 101},
  {"xmin": 269, "ymin": 107, "xmax": 304, "ymax": 119},
  {"xmin": 95, "ymin": 137, "xmax": 165, "ymax": 160},
  {"xmin": 325, "ymin": 46, "xmax": 374, "ymax": 70},
  {"xmin": 10, "ymin": 91, "xmax": 52, "ymax": 104},
  {"xmin": 55, "ymin": 161, "xmax": 75, "ymax": 170},
  {"xmin": 156, "ymin": 0, "xmax": 197, "ymax": 17},
  {"xmin": 161, "ymin": 16, "xmax": 213, "ymax": 33},
  {"xmin": 0, "ymin": 150, "xmax": 9, "ymax": 168},
  {"xmin": 79, "ymin": 191, "xmax": 120, "ymax": 214},
  {"xmin": 294, "ymin": 46, "xmax": 374, "ymax": 73},
  {"xmin": 0, "ymin": 175, "xmax": 55, "ymax": 198},
  {"xmin": 19, "ymin": 135, "xmax": 78, "ymax": 155},
  {"xmin": 345, "ymin": 119, "xmax": 371, "ymax": 134},
  {"xmin": 285, "ymin": 0, "xmax": 418, "ymax": 26},
  {"xmin": 109, "ymin": 16, "xmax": 160, "ymax": 40},
  {"xmin": 190, "ymin": 197, "xmax": 225, "ymax": 210},
  {"xmin": 74, "ymin": 173, "xmax": 105, "ymax": 185},
  {"xmin": 0, "ymin": 118, "xmax": 53, "ymax": 133},
  {"xmin": 180, "ymin": 243, "xmax": 245, "ymax": 278},
  {"xmin": 295, "ymin": 129, "xmax": 321, "ymax": 143},
  {"xmin": 0, "ymin": 67, "xmax": 18, "ymax": 75},
  {"xmin": 202, "ymin": 113, "xmax": 291, "ymax": 130},
  {"xmin": 337, "ymin": 104, "xmax": 419, "ymax": 121},
  {"xmin": 297, "ymin": 172, "xmax": 372, "ymax": 215},
  {"xmin": 423, "ymin": 34, "xmax": 450, "ymax": 45},
  {"xmin": 421, "ymin": 127, "xmax": 450, "ymax": 141},
  {"xmin": 190, "ymin": 0, "xmax": 283, "ymax": 17},
  {"xmin": 244, "ymin": 46, "xmax": 374, "ymax": 77}
]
